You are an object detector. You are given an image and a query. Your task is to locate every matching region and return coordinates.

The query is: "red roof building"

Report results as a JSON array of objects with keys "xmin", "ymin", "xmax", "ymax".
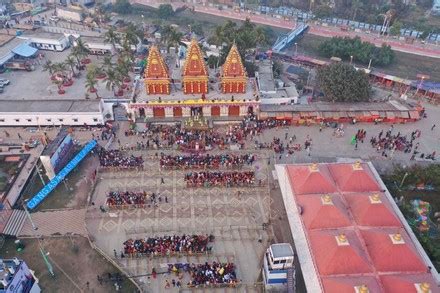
[
  {"xmin": 296, "ymin": 194, "xmax": 351, "ymax": 229},
  {"xmin": 221, "ymin": 44, "xmax": 247, "ymax": 94},
  {"xmin": 182, "ymin": 38, "xmax": 208, "ymax": 94},
  {"xmin": 144, "ymin": 45, "xmax": 170, "ymax": 95},
  {"xmin": 276, "ymin": 162, "xmax": 439, "ymax": 293},
  {"xmin": 286, "ymin": 164, "xmax": 337, "ymax": 195},
  {"xmin": 344, "ymin": 192, "xmax": 401, "ymax": 227},
  {"xmin": 328, "ymin": 162, "xmax": 381, "ymax": 192}
]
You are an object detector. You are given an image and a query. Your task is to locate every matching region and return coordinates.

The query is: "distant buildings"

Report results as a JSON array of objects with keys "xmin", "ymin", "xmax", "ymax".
[{"xmin": 0, "ymin": 258, "xmax": 41, "ymax": 293}]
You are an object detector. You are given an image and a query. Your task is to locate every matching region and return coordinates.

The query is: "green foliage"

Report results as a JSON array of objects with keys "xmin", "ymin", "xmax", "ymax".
[
  {"xmin": 206, "ymin": 55, "xmax": 219, "ymax": 69},
  {"xmin": 317, "ymin": 63, "xmax": 371, "ymax": 102},
  {"xmin": 157, "ymin": 4, "xmax": 174, "ymax": 19},
  {"xmin": 244, "ymin": 61, "xmax": 258, "ymax": 78},
  {"xmin": 313, "ymin": 5, "xmax": 333, "ymax": 19},
  {"xmin": 113, "ymin": 0, "xmax": 132, "ymax": 14},
  {"xmin": 318, "ymin": 36, "xmax": 395, "ymax": 66},
  {"xmin": 390, "ymin": 20, "xmax": 403, "ymax": 36},
  {"xmin": 272, "ymin": 60, "xmax": 283, "ymax": 78}
]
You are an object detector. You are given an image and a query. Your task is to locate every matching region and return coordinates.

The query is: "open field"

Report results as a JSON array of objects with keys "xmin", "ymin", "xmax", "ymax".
[
  {"xmin": 296, "ymin": 34, "xmax": 440, "ymax": 81},
  {"xmin": 0, "ymin": 236, "xmax": 138, "ymax": 292}
]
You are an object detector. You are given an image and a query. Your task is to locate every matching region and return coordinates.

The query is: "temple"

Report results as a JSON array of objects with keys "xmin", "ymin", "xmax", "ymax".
[
  {"xmin": 144, "ymin": 45, "xmax": 170, "ymax": 95},
  {"xmin": 182, "ymin": 39, "xmax": 209, "ymax": 94},
  {"xmin": 221, "ymin": 44, "xmax": 247, "ymax": 93}
]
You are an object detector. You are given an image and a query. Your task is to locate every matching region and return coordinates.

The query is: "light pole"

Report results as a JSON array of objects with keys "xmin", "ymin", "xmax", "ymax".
[
  {"xmin": 294, "ymin": 42, "xmax": 298, "ymax": 56},
  {"xmin": 399, "ymin": 172, "xmax": 409, "ymax": 188},
  {"xmin": 368, "ymin": 58, "xmax": 372, "ymax": 69},
  {"xmin": 23, "ymin": 199, "xmax": 38, "ymax": 231},
  {"xmin": 350, "ymin": 55, "xmax": 353, "ymax": 65}
]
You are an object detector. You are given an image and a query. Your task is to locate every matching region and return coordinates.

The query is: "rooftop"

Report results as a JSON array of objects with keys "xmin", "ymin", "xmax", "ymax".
[
  {"xmin": 256, "ymin": 59, "xmax": 276, "ymax": 93},
  {"xmin": 19, "ymin": 31, "xmax": 66, "ymax": 41},
  {"xmin": 270, "ymin": 243, "xmax": 294, "ymax": 259},
  {"xmin": 260, "ymin": 100, "xmax": 414, "ymax": 113},
  {"xmin": 0, "ymin": 100, "xmax": 101, "ymax": 113},
  {"xmin": 0, "ymin": 258, "xmax": 21, "ymax": 290},
  {"xmin": 276, "ymin": 162, "xmax": 440, "ymax": 293}
]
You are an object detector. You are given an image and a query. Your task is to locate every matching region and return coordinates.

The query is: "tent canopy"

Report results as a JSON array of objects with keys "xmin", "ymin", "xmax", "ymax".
[{"xmin": 12, "ymin": 43, "xmax": 38, "ymax": 58}]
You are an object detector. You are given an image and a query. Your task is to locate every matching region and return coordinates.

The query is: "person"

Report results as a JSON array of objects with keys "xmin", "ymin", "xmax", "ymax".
[
  {"xmin": 161, "ymin": 177, "xmax": 165, "ymax": 184},
  {"xmin": 431, "ymin": 124, "xmax": 436, "ymax": 131}
]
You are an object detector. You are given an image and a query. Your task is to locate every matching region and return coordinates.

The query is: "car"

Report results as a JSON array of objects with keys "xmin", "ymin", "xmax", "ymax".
[
  {"xmin": 0, "ymin": 78, "xmax": 10, "ymax": 85},
  {"xmin": 50, "ymin": 16, "xmax": 59, "ymax": 22}
]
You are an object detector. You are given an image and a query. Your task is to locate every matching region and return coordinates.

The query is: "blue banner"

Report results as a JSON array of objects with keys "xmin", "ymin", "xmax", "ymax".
[{"xmin": 27, "ymin": 140, "xmax": 97, "ymax": 210}]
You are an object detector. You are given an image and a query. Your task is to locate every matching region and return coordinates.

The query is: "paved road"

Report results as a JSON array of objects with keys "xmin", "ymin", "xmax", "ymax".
[{"xmin": 133, "ymin": 0, "xmax": 440, "ymax": 59}]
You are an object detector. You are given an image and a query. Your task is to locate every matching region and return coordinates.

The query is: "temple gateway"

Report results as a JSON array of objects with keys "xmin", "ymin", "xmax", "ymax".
[{"xmin": 129, "ymin": 39, "xmax": 259, "ymax": 121}]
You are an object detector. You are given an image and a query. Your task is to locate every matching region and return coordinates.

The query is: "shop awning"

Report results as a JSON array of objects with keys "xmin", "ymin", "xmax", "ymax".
[{"xmin": 12, "ymin": 43, "xmax": 38, "ymax": 57}]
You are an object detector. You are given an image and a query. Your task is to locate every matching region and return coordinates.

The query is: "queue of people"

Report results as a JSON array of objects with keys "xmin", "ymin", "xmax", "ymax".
[
  {"xmin": 159, "ymin": 153, "xmax": 256, "ymax": 170},
  {"xmin": 167, "ymin": 262, "xmax": 238, "ymax": 288},
  {"xmin": 184, "ymin": 171, "xmax": 255, "ymax": 188},
  {"xmin": 98, "ymin": 149, "xmax": 144, "ymax": 169},
  {"xmin": 106, "ymin": 191, "xmax": 166, "ymax": 207},
  {"xmin": 122, "ymin": 234, "xmax": 214, "ymax": 257}
]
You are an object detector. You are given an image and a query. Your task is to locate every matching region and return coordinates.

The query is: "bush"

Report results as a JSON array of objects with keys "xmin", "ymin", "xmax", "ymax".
[{"xmin": 318, "ymin": 36, "xmax": 395, "ymax": 66}]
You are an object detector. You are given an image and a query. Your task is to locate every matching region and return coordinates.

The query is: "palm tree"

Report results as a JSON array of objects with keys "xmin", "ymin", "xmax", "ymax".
[
  {"xmin": 104, "ymin": 27, "xmax": 121, "ymax": 55},
  {"xmin": 75, "ymin": 38, "xmax": 89, "ymax": 56},
  {"xmin": 65, "ymin": 55, "xmax": 77, "ymax": 78},
  {"xmin": 43, "ymin": 60, "xmax": 55, "ymax": 76},
  {"xmin": 104, "ymin": 69, "xmax": 121, "ymax": 95},
  {"xmin": 124, "ymin": 22, "xmax": 141, "ymax": 46},
  {"xmin": 101, "ymin": 55, "xmax": 114, "ymax": 72},
  {"xmin": 85, "ymin": 68, "xmax": 100, "ymax": 99}
]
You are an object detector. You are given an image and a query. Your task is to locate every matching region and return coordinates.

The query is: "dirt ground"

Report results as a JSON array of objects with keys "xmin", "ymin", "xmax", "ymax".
[
  {"xmin": 296, "ymin": 34, "xmax": 440, "ymax": 81},
  {"xmin": 20, "ymin": 155, "xmax": 99, "ymax": 211},
  {"xmin": 0, "ymin": 236, "xmax": 138, "ymax": 292}
]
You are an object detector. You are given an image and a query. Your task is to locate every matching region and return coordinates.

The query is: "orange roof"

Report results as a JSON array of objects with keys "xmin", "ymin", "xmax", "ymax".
[
  {"xmin": 380, "ymin": 274, "xmax": 438, "ymax": 293},
  {"xmin": 286, "ymin": 164, "xmax": 337, "ymax": 195},
  {"xmin": 309, "ymin": 230, "xmax": 372, "ymax": 276},
  {"xmin": 182, "ymin": 38, "xmax": 208, "ymax": 77},
  {"xmin": 282, "ymin": 162, "xmax": 436, "ymax": 293},
  {"xmin": 144, "ymin": 45, "xmax": 170, "ymax": 80},
  {"xmin": 361, "ymin": 229, "xmax": 427, "ymax": 273},
  {"xmin": 222, "ymin": 44, "xmax": 247, "ymax": 78},
  {"xmin": 296, "ymin": 194, "xmax": 352, "ymax": 229},
  {"xmin": 329, "ymin": 162, "xmax": 381, "ymax": 192},
  {"xmin": 321, "ymin": 276, "xmax": 382, "ymax": 293},
  {"xmin": 344, "ymin": 193, "xmax": 401, "ymax": 227}
]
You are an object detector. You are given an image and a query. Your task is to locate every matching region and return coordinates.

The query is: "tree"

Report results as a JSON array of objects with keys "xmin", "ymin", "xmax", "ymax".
[
  {"xmin": 104, "ymin": 69, "xmax": 121, "ymax": 95},
  {"xmin": 104, "ymin": 27, "xmax": 121, "ymax": 54},
  {"xmin": 124, "ymin": 22, "xmax": 141, "ymax": 46},
  {"xmin": 272, "ymin": 60, "xmax": 283, "ymax": 78},
  {"xmin": 113, "ymin": 0, "xmax": 132, "ymax": 14},
  {"xmin": 207, "ymin": 55, "xmax": 219, "ymax": 69},
  {"xmin": 157, "ymin": 4, "xmax": 174, "ymax": 19},
  {"xmin": 318, "ymin": 36, "xmax": 395, "ymax": 66},
  {"xmin": 43, "ymin": 60, "xmax": 55, "ymax": 76},
  {"xmin": 317, "ymin": 63, "xmax": 371, "ymax": 102},
  {"xmin": 314, "ymin": 4, "xmax": 333, "ymax": 19},
  {"xmin": 64, "ymin": 56, "xmax": 77, "ymax": 78},
  {"xmin": 390, "ymin": 20, "xmax": 403, "ymax": 36},
  {"xmin": 86, "ymin": 66, "xmax": 100, "ymax": 99}
]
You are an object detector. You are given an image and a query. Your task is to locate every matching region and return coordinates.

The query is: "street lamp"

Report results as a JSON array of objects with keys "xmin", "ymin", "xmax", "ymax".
[
  {"xmin": 23, "ymin": 199, "xmax": 38, "ymax": 231},
  {"xmin": 350, "ymin": 55, "xmax": 353, "ymax": 64},
  {"xmin": 294, "ymin": 42, "xmax": 298, "ymax": 56}
]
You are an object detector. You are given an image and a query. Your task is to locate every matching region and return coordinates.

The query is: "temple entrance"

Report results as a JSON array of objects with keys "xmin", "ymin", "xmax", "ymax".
[
  {"xmin": 211, "ymin": 106, "xmax": 220, "ymax": 116},
  {"xmin": 228, "ymin": 106, "xmax": 240, "ymax": 116},
  {"xmin": 173, "ymin": 107, "xmax": 182, "ymax": 117},
  {"xmin": 153, "ymin": 107, "xmax": 165, "ymax": 118},
  {"xmin": 190, "ymin": 106, "xmax": 203, "ymax": 117},
  {"xmin": 248, "ymin": 106, "xmax": 254, "ymax": 115},
  {"xmin": 139, "ymin": 108, "xmax": 145, "ymax": 118}
]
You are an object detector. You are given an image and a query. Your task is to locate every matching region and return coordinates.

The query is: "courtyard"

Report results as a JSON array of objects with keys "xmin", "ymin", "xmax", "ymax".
[{"xmin": 86, "ymin": 149, "xmax": 272, "ymax": 292}]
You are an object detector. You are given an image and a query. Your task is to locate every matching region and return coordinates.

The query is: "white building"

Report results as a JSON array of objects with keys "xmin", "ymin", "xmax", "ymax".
[
  {"xmin": 18, "ymin": 32, "xmax": 70, "ymax": 51},
  {"xmin": 0, "ymin": 258, "xmax": 41, "ymax": 293},
  {"xmin": 0, "ymin": 99, "xmax": 113, "ymax": 126}
]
